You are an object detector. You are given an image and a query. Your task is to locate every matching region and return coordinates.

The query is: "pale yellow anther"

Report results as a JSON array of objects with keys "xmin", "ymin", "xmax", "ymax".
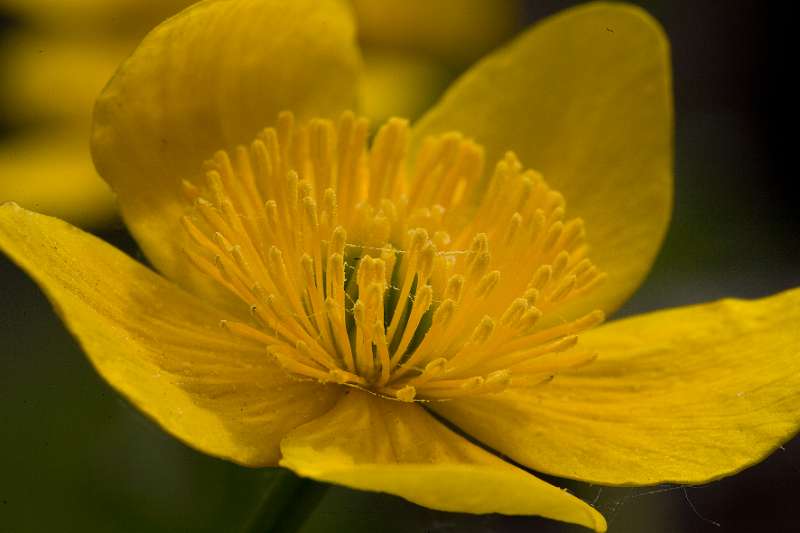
[
  {"xmin": 357, "ymin": 256, "xmax": 376, "ymax": 288},
  {"xmin": 543, "ymin": 221, "xmax": 564, "ymax": 252},
  {"xmin": 560, "ymin": 218, "xmax": 585, "ymax": 251},
  {"xmin": 433, "ymin": 231, "xmax": 451, "ymax": 249},
  {"xmin": 327, "ymin": 369, "xmax": 350, "ymax": 384},
  {"xmin": 516, "ymin": 177, "xmax": 535, "ymax": 210},
  {"xmin": 415, "ymin": 285, "xmax": 434, "ymax": 310},
  {"xmin": 322, "ymin": 188, "xmax": 337, "ymax": 220},
  {"xmin": 461, "ymin": 376, "xmax": 485, "ymax": 390},
  {"xmin": 410, "ymin": 228, "xmax": 428, "ymax": 252},
  {"xmin": 432, "ymin": 299, "xmax": 456, "ymax": 326},
  {"xmin": 367, "ymin": 213, "xmax": 391, "ymax": 246},
  {"xmin": 444, "ymin": 275, "xmax": 465, "ymax": 301},
  {"xmin": 573, "ymin": 258, "xmax": 593, "ymax": 278},
  {"xmin": 380, "ymin": 248, "xmax": 396, "ymax": 285},
  {"xmin": 529, "ymin": 265, "xmax": 552, "ymax": 290},
  {"xmin": 230, "ymin": 245, "xmax": 250, "ymax": 275},
  {"xmin": 506, "ymin": 212, "xmax": 523, "ymax": 244},
  {"xmin": 205, "ymin": 170, "xmax": 226, "ymax": 206},
  {"xmin": 578, "ymin": 310, "xmax": 606, "ymax": 329},
  {"xmin": 549, "ymin": 274, "xmax": 577, "ymax": 303},
  {"xmin": 298, "ymin": 182, "xmax": 314, "ymax": 203},
  {"xmin": 551, "ymin": 336, "xmax": 580, "ymax": 353},
  {"xmin": 523, "ymin": 288, "xmax": 540, "ymax": 306},
  {"xmin": 417, "ymin": 242, "xmax": 436, "ymax": 279},
  {"xmin": 213, "ymin": 231, "xmax": 233, "ymax": 252},
  {"xmin": 468, "ymin": 233, "xmax": 489, "ymax": 258},
  {"xmin": 545, "ymin": 190, "xmax": 565, "ymax": 212},
  {"xmin": 424, "ymin": 357, "xmax": 448, "ymax": 375},
  {"xmin": 501, "ymin": 298, "xmax": 529, "ymax": 327},
  {"xmin": 331, "ymin": 226, "xmax": 347, "ymax": 255},
  {"xmin": 475, "ymin": 270, "xmax": 501, "ymax": 299},
  {"xmin": 373, "ymin": 264, "xmax": 388, "ymax": 291},
  {"xmin": 529, "ymin": 210, "xmax": 547, "ymax": 241},
  {"xmin": 467, "ymin": 251, "xmax": 491, "ymax": 283},
  {"xmin": 302, "ymin": 196, "xmax": 319, "ymax": 228},
  {"xmin": 301, "ymin": 254, "xmax": 316, "ymax": 286},
  {"xmin": 518, "ymin": 307, "xmax": 543, "ymax": 330},
  {"xmin": 181, "ymin": 179, "xmax": 200, "ymax": 201},
  {"xmin": 551, "ymin": 251, "xmax": 570, "ymax": 280},
  {"xmin": 395, "ymin": 385, "xmax": 417, "ymax": 402},
  {"xmin": 267, "ymin": 246, "xmax": 285, "ymax": 274},
  {"xmin": 405, "ymin": 357, "xmax": 448, "ymax": 386},
  {"xmin": 470, "ymin": 316, "xmax": 495, "ymax": 344}
]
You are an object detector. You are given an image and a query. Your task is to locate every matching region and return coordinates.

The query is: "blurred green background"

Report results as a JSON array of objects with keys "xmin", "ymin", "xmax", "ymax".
[{"xmin": 1, "ymin": 1, "xmax": 798, "ymax": 532}]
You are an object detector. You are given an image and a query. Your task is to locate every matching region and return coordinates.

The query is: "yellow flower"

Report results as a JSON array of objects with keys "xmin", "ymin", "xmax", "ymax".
[
  {"xmin": 0, "ymin": 1, "xmax": 798, "ymax": 531},
  {"xmin": 0, "ymin": 0, "xmax": 519, "ymax": 226}
]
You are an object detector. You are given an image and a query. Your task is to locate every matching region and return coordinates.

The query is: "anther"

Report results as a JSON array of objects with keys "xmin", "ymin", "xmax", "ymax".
[
  {"xmin": 475, "ymin": 270, "xmax": 501, "ymax": 299},
  {"xmin": 432, "ymin": 299, "xmax": 456, "ymax": 326},
  {"xmin": 395, "ymin": 385, "xmax": 417, "ymax": 402},
  {"xmin": 180, "ymin": 111, "xmax": 607, "ymax": 401},
  {"xmin": 470, "ymin": 316, "xmax": 495, "ymax": 344}
]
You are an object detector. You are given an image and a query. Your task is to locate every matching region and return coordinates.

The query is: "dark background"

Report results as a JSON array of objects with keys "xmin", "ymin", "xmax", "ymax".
[{"xmin": 1, "ymin": 1, "xmax": 798, "ymax": 532}]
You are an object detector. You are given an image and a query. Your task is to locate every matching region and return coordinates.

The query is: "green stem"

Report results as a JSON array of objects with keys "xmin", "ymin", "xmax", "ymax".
[
  {"xmin": 270, "ymin": 481, "xmax": 330, "ymax": 533},
  {"xmin": 241, "ymin": 469, "xmax": 319, "ymax": 533}
]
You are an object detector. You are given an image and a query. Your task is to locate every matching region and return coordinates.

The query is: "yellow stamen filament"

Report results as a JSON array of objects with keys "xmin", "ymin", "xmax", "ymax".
[{"xmin": 182, "ymin": 111, "xmax": 606, "ymax": 402}]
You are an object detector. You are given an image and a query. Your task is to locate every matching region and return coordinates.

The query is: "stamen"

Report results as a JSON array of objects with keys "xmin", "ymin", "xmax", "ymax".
[{"xmin": 181, "ymin": 111, "xmax": 606, "ymax": 401}]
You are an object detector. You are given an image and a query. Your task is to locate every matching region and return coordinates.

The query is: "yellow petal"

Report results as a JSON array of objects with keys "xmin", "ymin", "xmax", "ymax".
[
  {"xmin": 91, "ymin": 0, "xmax": 361, "ymax": 298},
  {"xmin": 0, "ymin": 204, "xmax": 341, "ymax": 466},
  {"xmin": 361, "ymin": 49, "xmax": 453, "ymax": 124},
  {"xmin": 0, "ymin": 129, "xmax": 116, "ymax": 227},
  {"xmin": 433, "ymin": 288, "xmax": 800, "ymax": 485},
  {"xmin": 413, "ymin": 3, "xmax": 673, "ymax": 317},
  {"xmin": 280, "ymin": 391, "xmax": 606, "ymax": 531},
  {"xmin": 352, "ymin": 0, "xmax": 523, "ymax": 67}
]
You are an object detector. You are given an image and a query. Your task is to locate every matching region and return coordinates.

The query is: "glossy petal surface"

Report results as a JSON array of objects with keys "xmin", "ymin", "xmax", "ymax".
[
  {"xmin": 0, "ymin": 204, "xmax": 341, "ymax": 466},
  {"xmin": 413, "ymin": 2, "xmax": 673, "ymax": 317},
  {"xmin": 280, "ymin": 391, "xmax": 606, "ymax": 531},
  {"xmin": 434, "ymin": 288, "xmax": 800, "ymax": 485}
]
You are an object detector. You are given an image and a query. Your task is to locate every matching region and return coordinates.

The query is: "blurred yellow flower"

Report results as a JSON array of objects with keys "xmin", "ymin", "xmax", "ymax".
[
  {"xmin": 0, "ymin": 0, "xmax": 521, "ymax": 226},
  {"xmin": 1, "ymin": 1, "xmax": 798, "ymax": 531}
]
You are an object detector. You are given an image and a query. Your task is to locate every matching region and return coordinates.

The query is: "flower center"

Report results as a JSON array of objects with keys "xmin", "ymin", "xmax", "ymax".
[{"xmin": 181, "ymin": 111, "xmax": 605, "ymax": 402}]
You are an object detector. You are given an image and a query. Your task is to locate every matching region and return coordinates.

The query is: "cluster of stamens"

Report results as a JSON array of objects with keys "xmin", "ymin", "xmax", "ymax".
[{"xmin": 180, "ymin": 111, "xmax": 606, "ymax": 402}]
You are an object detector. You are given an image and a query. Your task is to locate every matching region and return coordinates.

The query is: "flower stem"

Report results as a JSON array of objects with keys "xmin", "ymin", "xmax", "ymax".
[{"xmin": 240, "ymin": 468, "xmax": 325, "ymax": 533}]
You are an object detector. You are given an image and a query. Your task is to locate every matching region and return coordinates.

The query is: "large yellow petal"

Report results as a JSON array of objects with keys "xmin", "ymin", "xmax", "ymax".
[
  {"xmin": 433, "ymin": 288, "xmax": 800, "ymax": 485},
  {"xmin": 413, "ymin": 3, "xmax": 673, "ymax": 317},
  {"xmin": 279, "ymin": 391, "xmax": 606, "ymax": 531},
  {"xmin": 0, "ymin": 129, "xmax": 116, "ymax": 227},
  {"xmin": 91, "ymin": 0, "xmax": 361, "ymax": 298},
  {"xmin": 0, "ymin": 204, "xmax": 341, "ymax": 466}
]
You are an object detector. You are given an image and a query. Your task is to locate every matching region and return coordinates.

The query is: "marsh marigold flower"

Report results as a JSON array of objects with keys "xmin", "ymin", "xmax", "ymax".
[{"xmin": 1, "ymin": 1, "xmax": 798, "ymax": 531}]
